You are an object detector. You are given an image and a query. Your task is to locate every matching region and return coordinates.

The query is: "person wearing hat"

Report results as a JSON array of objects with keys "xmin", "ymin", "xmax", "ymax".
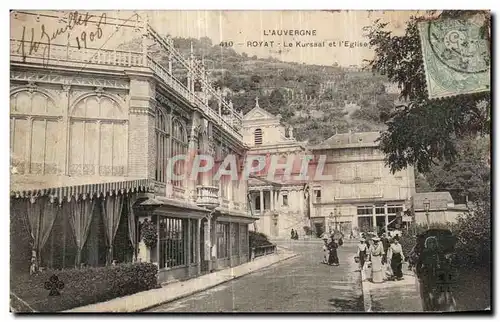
[
  {"xmin": 327, "ymin": 237, "xmax": 340, "ymax": 266},
  {"xmin": 370, "ymin": 236, "xmax": 385, "ymax": 283},
  {"xmin": 387, "ymin": 235, "xmax": 405, "ymax": 280},
  {"xmin": 357, "ymin": 238, "xmax": 367, "ymax": 271}
]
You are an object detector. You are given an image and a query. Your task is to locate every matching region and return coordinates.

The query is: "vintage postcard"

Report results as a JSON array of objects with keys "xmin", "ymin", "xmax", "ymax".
[{"xmin": 9, "ymin": 9, "xmax": 491, "ymax": 313}]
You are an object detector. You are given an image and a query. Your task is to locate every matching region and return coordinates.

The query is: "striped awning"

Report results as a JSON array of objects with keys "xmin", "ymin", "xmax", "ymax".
[{"xmin": 10, "ymin": 175, "xmax": 152, "ymax": 204}]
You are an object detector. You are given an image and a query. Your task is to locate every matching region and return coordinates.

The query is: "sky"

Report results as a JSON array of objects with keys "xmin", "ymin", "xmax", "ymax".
[
  {"xmin": 146, "ymin": 10, "xmax": 421, "ymax": 66},
  {"xmin": 10, "ymin": 10, "xmax": 427, "ymax": 67}
]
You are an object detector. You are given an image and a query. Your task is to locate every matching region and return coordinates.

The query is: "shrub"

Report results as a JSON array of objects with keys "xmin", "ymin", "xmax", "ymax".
[
  {"xmin": 10, "ymin": 262, "xmax": 158, "ymax": 312},
  {"xmin": 249, "ymin": 231, "xmax": 273, "ymax": 248},
  {"xmin": 141, "ymin": 219, "xmax": 158, "ymax": 249},
  {"xmin": 454, "ymin": 206, "xmax": 491, "ymax": 266}
]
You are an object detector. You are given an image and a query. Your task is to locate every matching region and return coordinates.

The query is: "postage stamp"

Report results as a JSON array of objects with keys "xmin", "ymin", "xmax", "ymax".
[{"xmin": 418, "ymin": 15, "xmax": 490, "ymax": 99}]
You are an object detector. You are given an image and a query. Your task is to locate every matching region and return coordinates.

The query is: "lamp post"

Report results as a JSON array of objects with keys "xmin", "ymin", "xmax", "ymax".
[
  {"xmin": 334, "ymin": 209, "xmax": 341, "ymax": 233},
  {"xmin": 329, "ymin": 212, "xmax": 334, "ymax": 234},
  {"xmin": 423, "ymin": 198, "xmax": 430, "ymax": 228}
]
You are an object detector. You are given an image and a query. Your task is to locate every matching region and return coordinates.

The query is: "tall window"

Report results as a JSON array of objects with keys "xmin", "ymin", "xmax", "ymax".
[
  {"xmin": 313, "ymin": 189, "xmax": 322, "ymax": 203},
  {"xmin": 282, "ymin": 194, "xmax": 289, "ymax": 207},
  {"xmin": 387, "ymin": 204, "xmax": 404, "ymax": 214},
  {"xmin": 10, "ymin": 90, "xmax": 61, "ymax": 174},
  {"xmin": 69, "ymin": 96, "xmax": 127, "ymax": 176},
  {"xmin": 255, "ymin": 195, "xmax": 261, "ymax": 211},
  {"xmin": 357, "ymin": 205, "xmax": 372, "ymax": 215},
  {"xmin": 216, "ymin": 223, "xmax": 229, "ymax": 259},
  {"xmin": 172, "ymin": 119, "xmax": 187, "ymax": 187},
  {"xmin": 254, "ymin": 128, "xmax": 262, "ymax": 145},
  {"xmin": 159, "ymin": 217, "xmax": 187, "ymax": 269},
  {"xmin": 155, "ymin": 108, "xmax": 169, "ymax": 182}
]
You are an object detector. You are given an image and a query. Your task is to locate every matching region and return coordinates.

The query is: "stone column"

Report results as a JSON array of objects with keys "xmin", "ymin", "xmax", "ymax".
[
  {"xmin": 299, "ymin": 189, "xmax": 304, "ymax": 215},
  {"xmin": 61, "ymin": 84, "xmax": 71, "ymax": 175},
  {"xmin": 197, "ymin": 218, "xmax": 201, "ymax": 275},
  {"xmin": 372, "ymin": 205, "xmax": 377, "ymax": 230},
  {"xmin": 128, "ymin": 77, "xmax": 156, "ymax": 179},
  {"xmin": 204, "ymin": 216, "xmax": 213, "ymax": 272},
  {"xmin": 228, "ymin": 223, "xmax": 233, "ymax": 266},
  {"xmin": 187, "ymin": 218, "xmax": 192, "ymax": 275}
]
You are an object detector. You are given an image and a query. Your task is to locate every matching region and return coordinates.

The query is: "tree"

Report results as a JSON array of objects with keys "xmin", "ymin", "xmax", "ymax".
[
  {"xmin": 425, "ymin": 136, "xmax": 490, "ymax": 203},
  {"xmin": 269, "ymin": 89, "xmax": 285, "ymax": 109},
  {"xmin": 364, "ymin": 11, "xmax": 490, "ymax": 174}
]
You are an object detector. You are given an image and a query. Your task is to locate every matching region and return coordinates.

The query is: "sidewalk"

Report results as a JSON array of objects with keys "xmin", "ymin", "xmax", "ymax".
[
  {"xmin": 362, "ymin": 263, "xmax": 423, "ymax": 312},
  {"xmin": 66, "ymin": 248, "xmax": 297, "ymax": 313}
]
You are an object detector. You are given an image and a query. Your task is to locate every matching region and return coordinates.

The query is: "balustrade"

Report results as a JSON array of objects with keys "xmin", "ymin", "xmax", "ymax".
[
  {"xmin": 196, "ymin": 185, "xmax": 220, "ymax": 209},
  {"xmin": 10, "ymin": 40, "xmax": 144, "ymax": 67}
]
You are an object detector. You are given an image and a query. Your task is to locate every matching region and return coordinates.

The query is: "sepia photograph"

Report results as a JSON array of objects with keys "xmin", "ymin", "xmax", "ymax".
[{"xmin": 8, "ymin": 8, "xmax": 491, "ymax": 313}]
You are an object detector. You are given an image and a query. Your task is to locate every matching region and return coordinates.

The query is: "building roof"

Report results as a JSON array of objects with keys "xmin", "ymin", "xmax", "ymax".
[
  {"xmin": 312, "ymin": 131, "xmax": 381, "ymax": 149},
  {"xmin": 10, "ymin": 175, "xmax": 150, "ymax": 203},
  {"xmin": 412, "ymin": 192, "xmax": 455, "ymax": 211}
]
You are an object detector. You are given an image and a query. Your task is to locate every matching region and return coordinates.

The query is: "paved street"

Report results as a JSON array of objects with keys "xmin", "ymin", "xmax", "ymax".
[{"xmin": 149, "ymin": 241, "xmax": 363, "ymax": 312}]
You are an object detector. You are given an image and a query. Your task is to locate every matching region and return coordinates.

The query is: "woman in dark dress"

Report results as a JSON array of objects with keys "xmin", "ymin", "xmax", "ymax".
[
  {"xmin": 416, "ymin": 236, "xmax": 457, "ymax": 311},
  {"xmin": 328, "ymin": 239, "xmax": 340, "ymax": 266},
  {"xmin": 387, "ymin": 236, "xmax": 404, "ymax": 280}
]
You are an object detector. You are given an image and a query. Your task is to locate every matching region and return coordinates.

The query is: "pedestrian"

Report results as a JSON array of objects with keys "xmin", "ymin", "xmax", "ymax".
[
  {"xmin": 327, "ymin": 238, "xmax": 339, "ymax": 266},
  {"xmin": 381, "ymin": 233, "xmax": 390, "ymax": 265},
  {"xmin": 387, "ymin": 236, "xmax": 404, "ymax": 280},
  {"xmin": 322, "ymin": 237, "xmax": 329, "ymax": 264},
  {"xmin": 416, "ymin": 236, "xmax": 457, "ymax": 311},
  {"xmin": 357, "ymin": 238, "xmax": 367, "ymax": 272},
  {"xmin": 370, "ymin": 237, "xmax": 384, "ymax": 283},
  {"xmin": 291, "ymin": 229, "xmax": 295, "ymax": 240}
]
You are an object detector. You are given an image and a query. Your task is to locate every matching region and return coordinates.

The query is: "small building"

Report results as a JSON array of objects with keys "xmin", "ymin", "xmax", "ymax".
[
  {"xmin": 412, "ymin": 192, "xmax": 468, "ymax": 225},
  {"xmin": 308, "ymin": 131, "xmax": 416, "ymax": 237}
]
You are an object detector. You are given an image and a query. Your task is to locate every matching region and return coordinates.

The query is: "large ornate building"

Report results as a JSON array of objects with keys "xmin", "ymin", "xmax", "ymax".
[
  {"xmin": 10, "ymin": 11, "xmax": 255, "ymax": 283},
  {"xmin": 242, "ymin": 100, "xmax": 309, "ymax": 238}
]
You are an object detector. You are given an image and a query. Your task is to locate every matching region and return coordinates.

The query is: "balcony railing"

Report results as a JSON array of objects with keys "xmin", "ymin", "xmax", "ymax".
[
  {"xmin": 196, "ymin": 185, "xmax": 220, "ymax": 209},
  {"xmin": 147, "ymin": 56, "xmax": 242, "ymax": 141},
  {"xmin": 10, "ymin": 40, "xmax": 144, "ymax": 67}
]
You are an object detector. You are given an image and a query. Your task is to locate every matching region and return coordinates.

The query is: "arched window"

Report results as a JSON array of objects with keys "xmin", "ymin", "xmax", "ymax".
[
  {"xmin": 254, "ymin": 128, "xmax": 263, "ymax": 145},
  {"xmin": 155, "ymin": 108, "xmax": 169, "ymax": 182},
  {"xmin": 69, "ymin": 96, "xmax": 127, "ymax": 176},
  {"xmin": 10, "ymin": 90, "xmax": 61, "ymax": 174},
  {"xmin": 172, "ymin": 119, "xmax": 187, "ymax": 187}
]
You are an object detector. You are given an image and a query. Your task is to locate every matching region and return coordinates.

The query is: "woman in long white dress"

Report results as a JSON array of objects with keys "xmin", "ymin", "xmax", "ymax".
[{"xmin": 370, "ymin": 237, "xmax": 385, "ymax": 283}]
